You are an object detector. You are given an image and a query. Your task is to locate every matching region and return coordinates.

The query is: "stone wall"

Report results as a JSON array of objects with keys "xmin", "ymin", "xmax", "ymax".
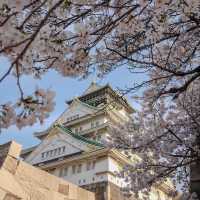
[
  {"xmin": 82, "ymin": 181, "xmax": 133, "ymax": 200},
  {"xmin": 0, "ymin": 141, "xmax": 21, "ymax": 168},
  {"xmin": 108, "ymin": 182, "xmax": 131, "ymax": 200},
  {"xmin": 0, "ymin": 141, "xmax": 95, "ymax": 200}
]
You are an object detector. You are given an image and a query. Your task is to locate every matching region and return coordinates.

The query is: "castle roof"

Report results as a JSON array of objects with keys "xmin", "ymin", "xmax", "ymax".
[
  {"xmin": 21, "ymin": 145, "xmax": 38, "ymax": 158},
  {"xmin": 66, "ymin": 82, "xmax": 134, "ymax": 113},
  {"xmin": 21, "ymin": 124, "xmax": 104, "ymax": 159},
  {"xmin": 83, "ymin": 81, "xmax": 104, "ymax": 95},
  {"xmin": 33, "ymin": 98, "xmax": 102, "ymax": 140},
  {"xmin": 57, "ymin": 124, "xmax": 104, "ymax": 148}
]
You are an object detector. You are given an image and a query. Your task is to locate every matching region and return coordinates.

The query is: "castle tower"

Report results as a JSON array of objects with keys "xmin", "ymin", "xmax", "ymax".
[{"xmin": 21, "ymin": 83, "xmax": 175, "ymax": 200}]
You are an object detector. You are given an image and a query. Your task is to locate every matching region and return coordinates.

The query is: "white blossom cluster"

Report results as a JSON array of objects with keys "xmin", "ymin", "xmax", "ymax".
[
  {"xmin": 0, "ymin": 89, "xmax": 55, "ymax": 130},
  {"xmin": 108, "ymin": 80, "xmax": 200, "ymax": 198}
]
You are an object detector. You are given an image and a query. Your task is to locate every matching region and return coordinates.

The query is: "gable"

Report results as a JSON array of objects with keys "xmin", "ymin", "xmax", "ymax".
[
  {"xmin": 25, "ymin": 126, "xmax": 99, "ymax": 165},
  {"xmin": 83, "ymin": 82, "xmax": 102, "ymax": 95},
  {"xmin": 56, "ymin": 99, "xmax": 98, "ymax": 124}
]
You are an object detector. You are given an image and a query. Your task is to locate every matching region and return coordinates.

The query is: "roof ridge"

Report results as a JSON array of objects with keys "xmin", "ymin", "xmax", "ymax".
[
  {"xmin": 56, "ymin": 124, "xmax": 104, "ymax": 148},
  {"xmin": 83, "ymin": 82, "xmax": 103, "ymax": 95}
]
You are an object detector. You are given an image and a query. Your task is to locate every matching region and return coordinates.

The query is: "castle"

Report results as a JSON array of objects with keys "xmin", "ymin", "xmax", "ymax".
[{"xmin": 21, "ymin": 82, "xmax": 176, "ymax": 200}]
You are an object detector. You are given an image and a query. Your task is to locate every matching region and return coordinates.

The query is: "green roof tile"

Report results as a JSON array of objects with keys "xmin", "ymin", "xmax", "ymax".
[{"xmin": 56, "ymin": 124, "xmax": 104, "ymax": 148}]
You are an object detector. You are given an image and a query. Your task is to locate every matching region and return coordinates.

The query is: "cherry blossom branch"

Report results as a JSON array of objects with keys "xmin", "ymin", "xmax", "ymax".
[
  {"xmin": 18, "ymin": 0, "xmax": 48, "ymax": 30},
  {"xmin": 0, "ymin": 0, "xmax": 64, "ymax": 83}
]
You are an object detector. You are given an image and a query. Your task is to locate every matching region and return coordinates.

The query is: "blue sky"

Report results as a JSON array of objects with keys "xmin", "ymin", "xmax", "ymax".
[{"xmin": 0, "ymin": 56, "xmax": 146, "ymax": 149}]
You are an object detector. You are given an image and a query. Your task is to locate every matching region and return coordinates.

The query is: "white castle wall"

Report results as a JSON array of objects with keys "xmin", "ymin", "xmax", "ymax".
[
  {"xmin": 51, "ymin": 156, "xmax": 127, "ymax": 188},
  {"xmin": 70, "ymin": 115, "xmax": 108, "ymax": 134}
]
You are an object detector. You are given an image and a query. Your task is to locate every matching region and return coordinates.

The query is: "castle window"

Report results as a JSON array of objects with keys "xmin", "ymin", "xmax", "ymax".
[
  {"xmin": 86, "ymin": 162, "xmax": 91, "ymax": 171},
  {"xmin": 41, "ymin": 152, "xmax": 45, "ymax": 158},
  {"xmin": 77, "ymin": 164, "xmax": 82, "ymax": 173},
  {"xmin": 58, "ymin": 147, "xmax": 61, "ymax": 154},
  {"xmin": 67, "ymin": 114, "xmax": 79, "ymax": 122},
  {"xmin": 63, "ymin": 167, "xmax": 68, "ymax": 176},
  {"xmin": 54, "ymin": 149, "xmax": 57, "ymax": 156},
  {"xmin": 72, "ymin": 165, "xmax": 76, "ymax": 174},
  {"xmin": 79, "ymin": 126, "xmax": 82, "ymax": 132},
  {"xmin": 50, "ymin": 150, "xmax": 53, "ymax": 157},
  {"xmin": 62, "ymin": 146, "xmax": 65, "ymax": 153},
  {"xmin": 59, "ymin": 168, "xmax": 63, "ymax": 177},
  {"xmin": 78, "ymin": 180, "xmax": 81, "ymax": 184}
]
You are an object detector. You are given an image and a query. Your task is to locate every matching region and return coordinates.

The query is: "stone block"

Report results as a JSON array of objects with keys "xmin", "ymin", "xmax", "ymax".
[
  {"xmin": 2, "ymin": 156, "xmax": 18, "ymax": 174},
  {"xmin": 58, "ymin": 184, "xmax": 69, "ymax": 196},
  {"xmin": 7, "ymin": 141, "xmax": 22, "ymax": 159}
]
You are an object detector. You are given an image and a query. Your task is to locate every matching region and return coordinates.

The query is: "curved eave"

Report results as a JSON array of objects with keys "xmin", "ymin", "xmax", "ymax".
[
  {"xmin": 57, "ymin": 125, "xmax": 104, "ymax": 148},
  {"xmin": 34, "ymin": 129, "xmax": 49, "ymax": 139},
  {"xmin": 21, "ymin": 145, "xmax": 38, "ymax": 158}
]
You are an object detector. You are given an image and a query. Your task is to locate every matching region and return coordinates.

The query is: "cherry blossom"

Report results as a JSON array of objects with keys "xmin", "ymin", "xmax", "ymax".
[{"xmin": 0, "ymin": 0, "xmax": 200, "ymax": 197}]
